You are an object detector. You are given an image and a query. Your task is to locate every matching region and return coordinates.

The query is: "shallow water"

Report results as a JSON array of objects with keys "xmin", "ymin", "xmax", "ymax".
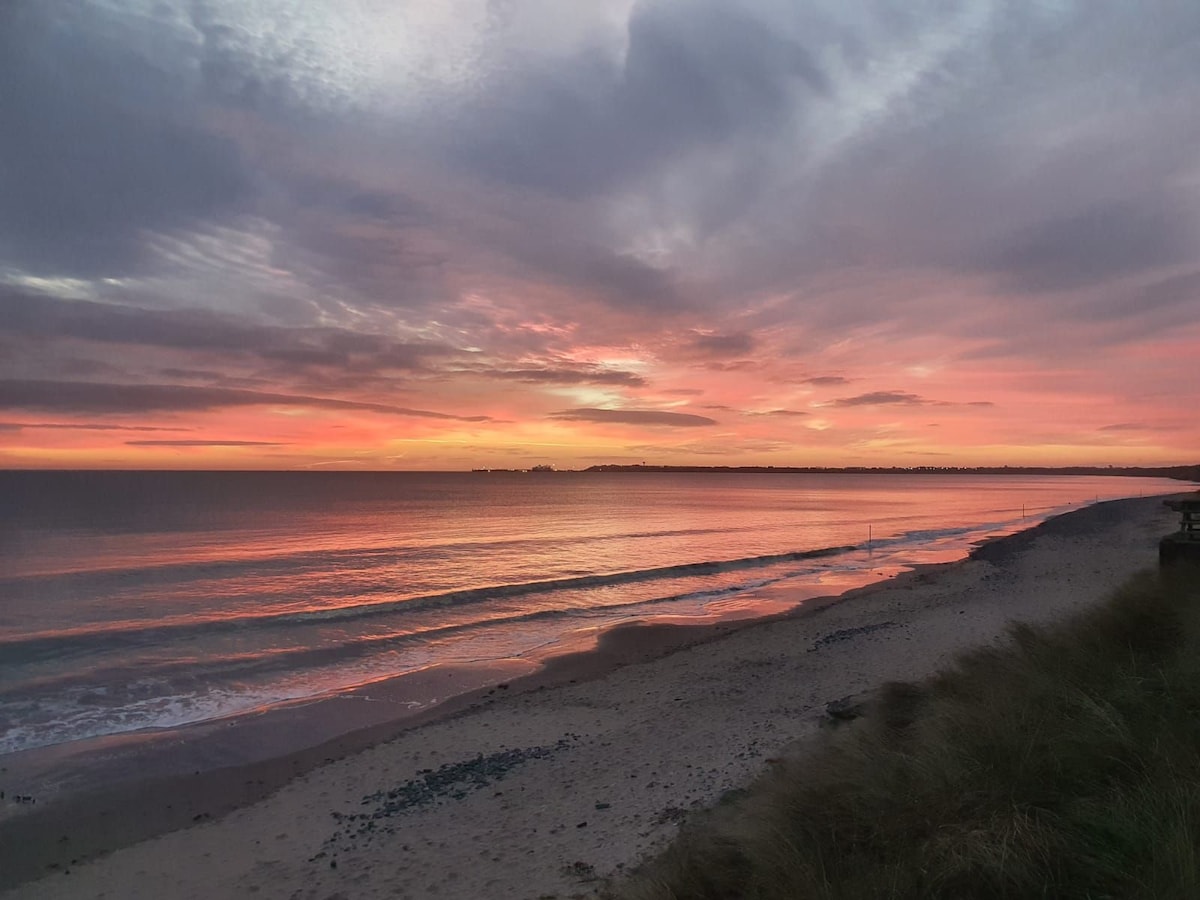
[{"xmin": 0, "ymin": 470, "xmax": 1183, "ymax": 755}]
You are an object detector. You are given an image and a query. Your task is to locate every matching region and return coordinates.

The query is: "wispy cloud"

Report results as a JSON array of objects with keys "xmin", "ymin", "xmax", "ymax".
[
  {"xmin": 0, "ymin": 421, "xmax": 186, "ymax": 432},
  {"xmin": 802, "ymin": 376, "xmax": 849, "ymax": 386},
  {"xmin": 124, "ymin": 439, "xmax": 288, "ymax": 447},
  {"xmin": 0, "ymin": 380, "xmax": 491, "ymax": 421},
  {"xmin": 830, "ymin": 391, "xmax": 926, "ymax": 408},
  {"xmin": 686, "ymin": 331, "xmax": 756, "ymax": 358},
  {"xmin": 550, "ymin": 408, "xmax": 718, "ymax": 427},
  {"xmin": 0, "ymin": 290, "xmax": 455, "ymax": 372},
  {"xmin": 457, "ymin": 365, "xmax": 646, "ymax": 387},
  {"xmin": 827, "ymin": 392, "xmax": 994, "ymax": 410}
]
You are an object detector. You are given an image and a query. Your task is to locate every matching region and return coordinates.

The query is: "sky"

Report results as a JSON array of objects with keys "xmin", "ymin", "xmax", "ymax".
[{"xmin": 1, "ymin": 0, "xmax": 1198, "ymax": 470}]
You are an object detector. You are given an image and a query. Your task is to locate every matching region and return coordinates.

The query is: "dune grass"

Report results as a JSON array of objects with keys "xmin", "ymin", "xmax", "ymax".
[{"xmin": 613, "ymin": 564, "xmax": 1200, "ymax": 900}]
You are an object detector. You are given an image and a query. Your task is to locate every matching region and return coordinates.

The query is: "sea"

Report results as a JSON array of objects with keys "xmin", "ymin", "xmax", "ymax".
[{"xmin": 0, "ymin": 470, "xmax": 1186, "ymax": 761}]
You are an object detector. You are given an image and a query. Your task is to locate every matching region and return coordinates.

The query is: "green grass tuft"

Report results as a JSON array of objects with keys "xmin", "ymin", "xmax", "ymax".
[{"xmin": 613, "ymin": 565, "xmax": 1200, "ymax": 900}]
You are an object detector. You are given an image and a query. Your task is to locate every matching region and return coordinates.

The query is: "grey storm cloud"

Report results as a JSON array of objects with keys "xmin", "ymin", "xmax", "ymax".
[
  {"xmin": 688, "ymin": 331, "xmax": 756, "ymax": 357},
  {"xmin": 550, "ymin": 408, "xmax": 718, "ymax": 427},
  {"xmin": 0, "ymin": 380, "xmax": 491, "ymax": 421},
  {"xmin": 1, "ymin": 0, "xmax": 1199, "ymax": 387},
  {"xmin": 1062, "ymin": 269, "xmax": 1200, "ymax": 343},
  {"xmin": 0, "ymin": 421, "xmax": 184, "ymax": 432},
  {"xmin": 469, "ymin": 367, "xmax": 646, "ymax": 387},
  {"xmin": 0, "ymin": 5, "xmax": 250, "ymax": 277},
  {"xmin": 0, "ymin": 291, "xmax": 454, "ymax": 372},
  {"xmin": 451, "ymin": 1, "xmax": 829, "ymax": 198},
  {"xmin": 985, "ymin": 200, "xmax": 1193, "ymax": 293},
  {"xmin": 2, "ymin": 291, "xmax": 264, "ymax": 351}
]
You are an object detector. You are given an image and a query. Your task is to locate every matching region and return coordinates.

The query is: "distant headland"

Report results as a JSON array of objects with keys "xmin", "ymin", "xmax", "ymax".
[{"xmin": 473, "ymin": 464, "xmax": 1200, "ymax": 480}]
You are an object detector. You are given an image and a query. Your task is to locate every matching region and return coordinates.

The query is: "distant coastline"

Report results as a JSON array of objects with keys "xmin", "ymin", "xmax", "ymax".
[
  {"xmin": 526, "ymin": 463, "xmax": 1200, "ymax": 480},
  {"xmin": 2, "ymin": 465, "xmax": 1197, "ymax": 479}
]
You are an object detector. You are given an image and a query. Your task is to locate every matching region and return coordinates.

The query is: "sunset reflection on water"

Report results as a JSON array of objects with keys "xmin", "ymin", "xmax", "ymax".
[{"xmin": 0, "ymin": 471, "xmax": 1186, "ymax": 754}]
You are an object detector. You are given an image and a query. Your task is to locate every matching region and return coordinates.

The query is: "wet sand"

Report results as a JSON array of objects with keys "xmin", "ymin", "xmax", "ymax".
[{"xmin": 0, "ymin": 495, "xmax": 1186, "ymax": 899}]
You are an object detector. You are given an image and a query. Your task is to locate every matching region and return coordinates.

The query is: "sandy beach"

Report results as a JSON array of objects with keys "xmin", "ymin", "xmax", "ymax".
[{"xmin": 0, "ymin": 494, "xmax": 1186, "ymax": 900}]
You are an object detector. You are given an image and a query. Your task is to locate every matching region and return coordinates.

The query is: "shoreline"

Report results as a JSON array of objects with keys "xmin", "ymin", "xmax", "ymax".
[
  {"xmin": 0, "ymin": 494, "xmax": 1189, "ymax": 897},
  {"xmin": 0, "ymin": 512, "xmax": 1017, "ymax": 815},
  {"xmin": 0, "ymin": 571, "xmax": 901, "ymax": 889},
  {"xmin": 0, "ymin": 494, "xmax": 1117, "ymax": 775}
]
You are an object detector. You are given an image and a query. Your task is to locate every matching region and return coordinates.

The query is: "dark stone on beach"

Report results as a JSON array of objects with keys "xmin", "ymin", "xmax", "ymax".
[
  {"xmin": 810, "ymin": 621, "xmax": 898, "ymax": 652},
  {"xmin": 576, "ymin": 821, "xmax": 587, "ymax": 828},
  {"xmin": 566, "ymin": 861, "xmax": 597, "ymax": 881},
  {"xmin": 824, "ymin": 696, "xmax": 867, "ymax": 722},
  {"xmin": 594, "ymin": 802, "xmax": 611, "ymax": 810},
  {"xmin": 328, "ymin": 738, "xmax": 574, "ymax": 848}
]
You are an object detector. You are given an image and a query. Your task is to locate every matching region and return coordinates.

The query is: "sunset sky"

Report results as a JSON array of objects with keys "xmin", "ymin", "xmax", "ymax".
[{"xmin": 2, "ymin": 1, "xmax": 1198, "ymax": 470}]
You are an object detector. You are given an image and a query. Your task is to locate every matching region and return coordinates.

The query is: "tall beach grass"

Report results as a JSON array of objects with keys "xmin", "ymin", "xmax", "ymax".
[{"xmin": 614, "ymin": 564, "xmax": 1200, "ymax": 899}]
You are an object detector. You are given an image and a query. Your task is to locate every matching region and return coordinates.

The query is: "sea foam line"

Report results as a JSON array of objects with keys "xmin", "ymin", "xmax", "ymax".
[{"xmin": 0, "ymin": 544, "xmax": 858, "ymax": 657}]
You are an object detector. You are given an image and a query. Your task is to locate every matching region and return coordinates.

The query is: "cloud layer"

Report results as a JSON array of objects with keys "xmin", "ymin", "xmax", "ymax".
[{"xmin": 2, "ymin": 0, "xmax": 1198, "ymax": 468}]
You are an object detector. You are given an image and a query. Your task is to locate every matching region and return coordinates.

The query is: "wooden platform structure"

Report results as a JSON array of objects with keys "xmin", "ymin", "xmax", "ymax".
[{"xmin": 1160, "ymin": 497, "xmax": 1200, "ymax": 567}]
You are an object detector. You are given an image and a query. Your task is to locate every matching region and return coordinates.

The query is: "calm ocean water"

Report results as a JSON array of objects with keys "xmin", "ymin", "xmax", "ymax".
[{"xmin": 0, "ymin": 471, "xmax": 1184, "ymax": 757}]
